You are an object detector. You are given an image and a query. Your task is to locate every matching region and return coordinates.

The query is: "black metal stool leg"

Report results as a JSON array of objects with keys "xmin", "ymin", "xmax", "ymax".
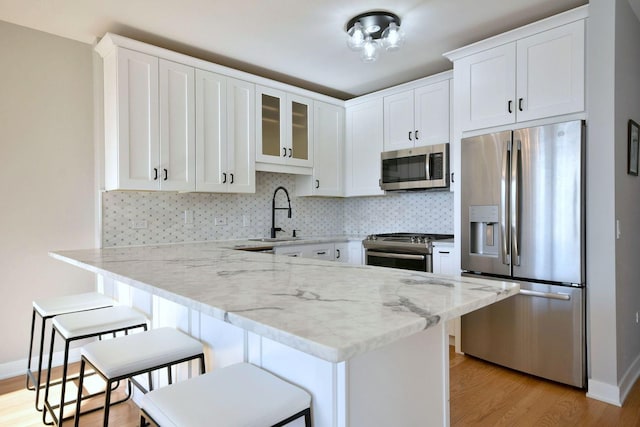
[
  {"xmin": 57, "ymin": 339, "xmax": 70, "ymax": 426},
  {"xmin": 34, "ymin": 314, "xmax": 48, "ymax": 411},
  {"xmin": 26, "ymin": 309, "xmax": 37, "ymax": 390},
  {"xmin": 102, "ymin": 380, "xmax": 113, "ymax": 427},
  {"xmin": 73, "ymin": 359, "xmax": 86, "ymax": 427},
  {"xmin": 42, "ymin": 328, "xmax": 56, "ymax": 426}
]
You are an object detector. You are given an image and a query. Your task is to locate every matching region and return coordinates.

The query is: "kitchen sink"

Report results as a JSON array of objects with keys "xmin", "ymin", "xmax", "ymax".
[{"xmin": 248, "ymin": 237, "xmax": 303, "ymax": 242}]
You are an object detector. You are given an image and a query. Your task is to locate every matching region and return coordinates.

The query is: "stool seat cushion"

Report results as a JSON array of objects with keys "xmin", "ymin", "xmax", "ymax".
[
  {"xmin": 81, "ymin": 327, "xmax": 203, "ymax": 379},
  {"xmin": 141, "ymin": 363, "xmax": 311, "ymax": 427},
  {"xmin": 33, "ymin": 292, "xmax": 114, "ymax": 317},
  {"xmin": 52, "ymin": 306, "xmax": 147, "ymax": 339}
]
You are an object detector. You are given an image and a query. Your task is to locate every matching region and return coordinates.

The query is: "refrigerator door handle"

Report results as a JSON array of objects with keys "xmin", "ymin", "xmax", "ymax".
[
  {"xmin": 501, "ymin": 140, "xmax": 511, "ymax": 265},
  {"xmin": 512, "ymin": 139, "xmax": 522, "ymax": 266},
  {"xmin": 519, "ymin": 289, "xmax": 571, "ymax": 301}
]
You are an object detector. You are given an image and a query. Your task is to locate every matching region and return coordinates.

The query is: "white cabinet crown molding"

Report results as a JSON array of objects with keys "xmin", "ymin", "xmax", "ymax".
[
  {"xmin": 443, "ymin": 5, "xmax": 588, "ymax": 62},
  {"xmin": 94, "ymin": 32, "xmax": 345, "ymax": 107}
]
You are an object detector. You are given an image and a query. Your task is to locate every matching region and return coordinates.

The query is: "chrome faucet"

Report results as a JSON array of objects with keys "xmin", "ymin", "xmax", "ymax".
[{"xmin": 271, "ymin": 186, "xmax": 292, "ymax": 238}]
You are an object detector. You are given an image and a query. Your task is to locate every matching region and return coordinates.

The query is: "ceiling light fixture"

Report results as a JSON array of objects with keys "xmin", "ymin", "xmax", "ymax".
[{"xmin": 345, "ymin": 11, "xmax": 405, "ymax": 63}]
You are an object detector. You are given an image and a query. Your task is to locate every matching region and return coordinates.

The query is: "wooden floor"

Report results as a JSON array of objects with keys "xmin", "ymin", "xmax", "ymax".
[{"xmin": 2, "ymin": 350, "xmax": 639, "ymax": 426}]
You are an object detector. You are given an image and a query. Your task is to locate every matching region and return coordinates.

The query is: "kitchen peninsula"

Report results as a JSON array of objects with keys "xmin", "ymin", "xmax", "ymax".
[{"xmin": 50, "ymin": 241, "xmax": 518, "ymax": 427}]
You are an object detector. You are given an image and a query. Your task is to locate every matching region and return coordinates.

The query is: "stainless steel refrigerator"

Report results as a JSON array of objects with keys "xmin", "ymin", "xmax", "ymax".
[{"xmin": 460, "ymin": 120, "xmax": 585, "ymax": 388}]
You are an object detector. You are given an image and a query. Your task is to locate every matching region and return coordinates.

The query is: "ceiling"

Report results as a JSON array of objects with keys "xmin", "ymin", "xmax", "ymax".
[{"xmin": 0, "ymin": 0, "xmax": 589, "ymax": 99}]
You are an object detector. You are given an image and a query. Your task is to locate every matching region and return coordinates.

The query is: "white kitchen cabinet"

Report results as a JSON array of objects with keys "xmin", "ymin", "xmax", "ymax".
[
  {"xmin": 383, "ymin": 80, "xmax": 450, "ymax": 151},
  {"xmin": 274, "ymin": 241, "xmax": 363, "ymax": 264},
  {"xmin": 451, "ymin": 18, "xmax": 585, "ymax": 131},
  {"xmin": 102, "ymin": 47, "xmax": 196, "ymax": 191},
  {"xmin": 345, "ymin": 99, "xmax": 384, "ymax": 197},
  {"xmin": 432, "ymin": 241, "xmax": 455, "ymax": 275},
  {"xmin": 303, "ymin": 243, "xmax": 335, "ymax": 261},
  {"xmin": 195, "ymin": 70, "xmax": 255, "ymax": 193},
  {"xmin": 256, "ymin": 86, "xmax": 313, "ymax": 169},
  {"xmin": 274, "ymin": 246, "xmax": 304, "ymax": 258},
  {"xmin": 296, "ymin": 102, "xmax": 344, "ymax": 197}
]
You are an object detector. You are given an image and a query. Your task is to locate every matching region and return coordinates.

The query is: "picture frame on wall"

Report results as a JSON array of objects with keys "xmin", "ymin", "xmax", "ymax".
[{"xmin": 628, "ymin": 119, "xmax": 639, "ymax": 176}]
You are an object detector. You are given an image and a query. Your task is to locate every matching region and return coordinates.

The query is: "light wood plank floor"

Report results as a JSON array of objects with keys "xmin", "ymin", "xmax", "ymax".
[{"xmin": 2, "ymin": 350, "xmax": 639, "ymax": 426}]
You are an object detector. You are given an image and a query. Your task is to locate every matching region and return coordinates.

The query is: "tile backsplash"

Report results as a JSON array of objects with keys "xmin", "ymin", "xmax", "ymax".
[{"xmin": 102, "ymin": 172, "xmax": 453, "ymax": 247}]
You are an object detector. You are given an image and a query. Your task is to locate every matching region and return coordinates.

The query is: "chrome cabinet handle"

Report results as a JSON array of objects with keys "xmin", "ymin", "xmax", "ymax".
[
  {"xmin": 222, "ymin": 173, "xmax": 227, "ymax": 184},
  {"xmin": 367, "ymin": 251, "xmax": 425, "ymax": 261},
  {"xmin": 153, "ymin": 168, "xmax": 158, "ymax": 180}
]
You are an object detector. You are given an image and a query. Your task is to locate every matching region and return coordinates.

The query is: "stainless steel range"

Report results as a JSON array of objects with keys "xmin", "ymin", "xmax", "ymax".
[{"xmin": 363, "ymin": 233, "xmax": 454, "ymax": 272}]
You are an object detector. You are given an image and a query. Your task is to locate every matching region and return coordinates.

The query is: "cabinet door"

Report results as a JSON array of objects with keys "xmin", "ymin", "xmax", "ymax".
[
  {"xmin": 312, "ymin": 102, "xmax": 344, "ymax": 196},
  {"xmin": 227, "ymin": 78, "xmax": 256, "ymax": 193},
  {"xmin": 195, "ymin": 69, "xmax": 227, "ymax": 192},
  {"xmin": 433, "ymin": 246, "xmax": 454, "ymax": 275},
  {"xmin": 256, "ymin": 86, "xmax": 286, "ymax": 164},
  {"xmin": 383, "ymin": 90, "xmax": 415, "ymax": 151},
  {"xmin": 159, "ymin": 59, "xmax": 195, "ymax": 191},
  {"xmin": 287, "ymin": 94, "xmax": 314, "ymax": 167},
  {"xmin": 455, "ymin": 43, "xmax": 516, "ymax": 131},
  {"xmin": 345, "ymin": 99, "xmax": 385, "ymax": 196},
  {"xmin": 115, "ymin": 48, "xmax": 159, "ymax": 190},
  {"xmin": 274, "ymin": 246, "xmax": 304, "ymax": 258},
  {"xmin": 414, "ymin": 80, "xmax": 450, "ymax": 146},
  {"xmin": 303, "ymin": 244, "xmax": 334, "ymax": 261},
  {"xmin": 516, "ymin": 20, "xmax": 585, "ymax": 122},
  {"xmin": 334, "ymin": 242, "xmax": 350, "ymax": 263}
]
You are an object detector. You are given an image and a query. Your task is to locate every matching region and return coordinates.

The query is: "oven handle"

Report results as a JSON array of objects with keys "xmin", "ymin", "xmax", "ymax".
[{"xmin": 367, "ymin": 251, "xmax": 426, "ymax": 261}]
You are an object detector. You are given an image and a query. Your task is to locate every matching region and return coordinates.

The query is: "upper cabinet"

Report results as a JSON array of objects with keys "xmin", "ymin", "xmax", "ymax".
[
  {"xmin": 195, "ymin": 70, "xmax": 255, "ymax": 193},
  {"xmin": 383, "ymin": 79, "xmax": 450, "ymax": 151},
  {"xmin": 296, "ymin": 102, "xmax": 344, "ymax": 197},
  {"xmin": 446, "ymin": 8, "xmax": 586, "ymax": 132},
  {"xmin": 345, "ymin": 98, "xmax": 384, "ymax": 197},
  {"xmin": 256, "ymin": 86, "xmax": 314, "ymax": 169},
  {"xmin": 102, "ymin": 47, "xmax": 196, "ymax": 191}
]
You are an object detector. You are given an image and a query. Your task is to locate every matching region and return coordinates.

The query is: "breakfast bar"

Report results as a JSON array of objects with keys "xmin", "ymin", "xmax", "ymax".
[{"xmin": 50, "ymin": 241, "xmax": 518, "ymax": 427}]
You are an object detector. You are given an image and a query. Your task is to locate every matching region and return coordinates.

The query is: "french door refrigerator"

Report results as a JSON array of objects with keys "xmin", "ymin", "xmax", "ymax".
[{"xmin": 461, "ymin": 120, "xmax": 585, "ymax": 388}]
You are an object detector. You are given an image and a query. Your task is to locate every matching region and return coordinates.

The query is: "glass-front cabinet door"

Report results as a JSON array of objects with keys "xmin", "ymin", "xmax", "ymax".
[{"xmin": 256, "ymin": 86, "xmax": 313, "ymax": 168}]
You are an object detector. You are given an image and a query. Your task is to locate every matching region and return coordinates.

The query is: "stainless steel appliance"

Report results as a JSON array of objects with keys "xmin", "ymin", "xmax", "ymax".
[
  {"xmin": 363, "ymin": 233, "xmax": 454, "ymax": 272},
  {"xmin": 461, "ymin": 120, "xmax": 585, "ymax": 388},
  {"xmin": 380, "ymin": 143, "xmax": 449, "ymax": 191}
]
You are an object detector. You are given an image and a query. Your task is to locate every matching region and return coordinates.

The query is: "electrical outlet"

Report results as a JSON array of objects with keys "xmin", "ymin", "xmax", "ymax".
[
  {"xmin": 215, "ymin": 217, "xmax": 227, "ymax": 226},
  {"xmin": 130, "ymin": 219, "xmax": 147, "ymax": 230},
  {"xmin": 243, "ymin": 215, "xmax": 250, "ymax": 227}
]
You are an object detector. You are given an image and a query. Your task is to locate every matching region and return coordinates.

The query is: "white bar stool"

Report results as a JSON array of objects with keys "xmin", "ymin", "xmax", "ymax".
[
  {"xmin": 73, "ymin": 327, "xmax": 205, "ymax": 427},
  {"xmin": 27, "ymin": 292, "xmax": 114, "ymax": 411},
  {"xmin": 42, "ymin": 305, "xmax": 148, "ymax": 426},
  {"xmin": 139, "ymin": 362, "xmax": 312, "ymax": 427}
]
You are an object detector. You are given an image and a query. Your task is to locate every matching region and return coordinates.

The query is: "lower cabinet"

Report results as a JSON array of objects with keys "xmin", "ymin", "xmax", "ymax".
[
  {"xmin": 432, "ymin": 241, "xmax": 461, "ymax": 353},
  {"xmin": 274, "ymin": 241, "xmax": 363, "ymax": 264}
]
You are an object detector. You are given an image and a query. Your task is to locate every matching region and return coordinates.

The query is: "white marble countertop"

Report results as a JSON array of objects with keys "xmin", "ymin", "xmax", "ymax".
[{"xmin": 50, "ymin": 240, "xmax": 516, "ymax": 363}]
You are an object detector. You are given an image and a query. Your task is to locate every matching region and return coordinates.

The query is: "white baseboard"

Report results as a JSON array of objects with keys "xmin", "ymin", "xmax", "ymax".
[
  {"xmin": 586, "ymin": 379, "xmax": 622, "ymax": 406},
  {"xmin": 619, "ymin": 352, "xmax": 640, "ymax": 405},
  {"xmin": 0, "ymin": 348, "xmax": 81, "ymax": 381},
  {"xmin": 587, "ymin": 352, "xmax": 640, "ymax": 407}
]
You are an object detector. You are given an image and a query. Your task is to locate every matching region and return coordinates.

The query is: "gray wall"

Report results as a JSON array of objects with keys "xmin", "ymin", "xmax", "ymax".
[{"xmin": 0, "ymin": 21, "xmax": 96, "ymax": 369}]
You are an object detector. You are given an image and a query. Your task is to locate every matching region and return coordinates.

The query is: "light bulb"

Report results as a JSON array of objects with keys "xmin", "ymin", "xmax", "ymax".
[
  {"xmin": 382, "ymin": 22, "xmax": 405, "ymax": 51},
  {"xmin": 360, "ymin": 36, "xmax": 380, "ymax": 63},
  {"xmin": 347, "ymin": 21, "xmax": 366, "ymax": 51}
]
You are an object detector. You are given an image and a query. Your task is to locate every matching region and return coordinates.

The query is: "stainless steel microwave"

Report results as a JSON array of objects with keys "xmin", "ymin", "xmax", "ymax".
[{"xmin": 380, "ymin": 143, "xmax": 449, "ymax": 191}]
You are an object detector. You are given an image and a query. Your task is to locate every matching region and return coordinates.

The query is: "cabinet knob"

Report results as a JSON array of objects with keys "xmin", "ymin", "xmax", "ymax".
[
  {"xmin": 153, "ymin": 168, "xmax": 158, "ymax": 180},
  {"xmin": 222, "ymin": 172, "xmax": 227, "ymax": 184}
]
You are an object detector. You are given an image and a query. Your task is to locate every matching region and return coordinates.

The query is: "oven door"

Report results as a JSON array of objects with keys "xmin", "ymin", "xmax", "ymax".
[{"xmin": 365, "ymin": 250, "xmax": 431, "ymax": 272}]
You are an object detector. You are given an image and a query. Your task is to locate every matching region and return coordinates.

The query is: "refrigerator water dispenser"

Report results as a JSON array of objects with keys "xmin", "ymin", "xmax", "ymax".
[{"xmin": 469, "ymin": 205, "xmax": 499, "ymax": 256}]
